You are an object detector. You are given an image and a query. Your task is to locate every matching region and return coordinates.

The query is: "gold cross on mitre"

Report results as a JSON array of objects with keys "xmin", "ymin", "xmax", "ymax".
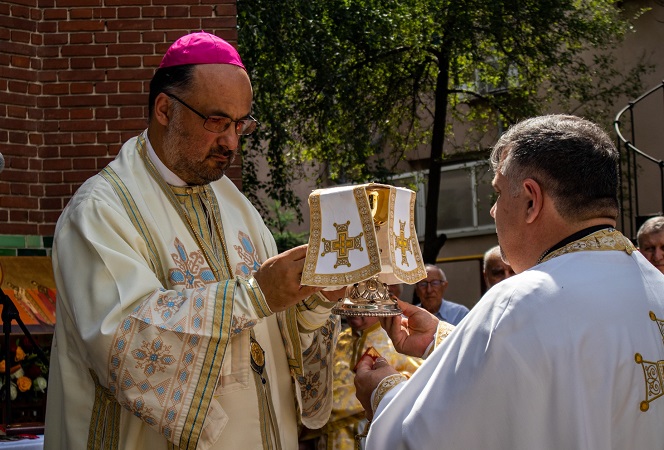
[
  {"xmin": 635, "ymin": 310, "xmax": 664, "ymax": 412},
  {"xmin": 321, "ymin": 221, "xmax": 364, "ymax": 268},
  {"xmin": 393, "ymin": 220, "xmax": 413, "ymax": 266}
]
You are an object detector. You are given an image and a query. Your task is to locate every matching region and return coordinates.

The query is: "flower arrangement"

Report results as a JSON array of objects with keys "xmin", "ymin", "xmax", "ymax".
[{"xmin": 0, "ymin": 336, "xmax": 48, "ymax": 403}]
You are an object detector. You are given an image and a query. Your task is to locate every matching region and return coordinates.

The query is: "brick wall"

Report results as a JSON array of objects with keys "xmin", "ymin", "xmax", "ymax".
[{"xmin": 0, "ymin": 0, "xmax": 241, "ymax": 253}]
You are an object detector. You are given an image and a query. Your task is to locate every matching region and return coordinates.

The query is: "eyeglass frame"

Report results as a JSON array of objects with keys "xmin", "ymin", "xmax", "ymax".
[
  {"xmin": 163, "ymin": 92, "xmax": 260, "ymax": 136},
  {"xmin": 415, "ymin": 279, "xmax": 447, "ymax": 289}
]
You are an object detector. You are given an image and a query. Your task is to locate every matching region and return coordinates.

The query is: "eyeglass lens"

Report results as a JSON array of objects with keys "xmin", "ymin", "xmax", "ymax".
[
  {"xmin": 416, "ymin": 280, "xmax": 444, "ymax": 288},
  {"xmin": 204, "ymin": 116, "xmax": 258, "ymax": 136}
]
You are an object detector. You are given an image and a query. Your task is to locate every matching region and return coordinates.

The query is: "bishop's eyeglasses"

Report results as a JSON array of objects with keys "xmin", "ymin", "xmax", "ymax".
[{"xmin": 164, "ymin": 92, "xmax": 259, "ymax": 136}]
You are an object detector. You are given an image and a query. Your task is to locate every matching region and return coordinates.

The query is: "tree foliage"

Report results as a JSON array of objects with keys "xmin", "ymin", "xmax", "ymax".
[{"xmin": 237, "ymin": 0, "xmax": 652, "ymax": 262}]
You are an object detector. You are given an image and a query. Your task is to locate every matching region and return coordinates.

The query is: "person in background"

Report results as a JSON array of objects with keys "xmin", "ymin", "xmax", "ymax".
[
  {"xmin": 636, "ymin": 215, "xmax": 664, "ymax": 275},
  {"xmin": 483, "ymin": 245, "xmax": 515, "ymax": 289},
  {"xmin": 414, "ymin": 264, "xmax": 468, "ymax": 325},
  {"xmin": 355, "ymin": 115, "xmax": 664, "ymax": 449},
  {"xmin": 45, "ymin": 32, "xmax": 339, "ymax": 450},
  {"xmin": 387, "ymin": 283, "xmax": 403, "ymax": 300},
  {"xmin": 301, "ymin": 312, "xmax": 424, "ymax": 450}
]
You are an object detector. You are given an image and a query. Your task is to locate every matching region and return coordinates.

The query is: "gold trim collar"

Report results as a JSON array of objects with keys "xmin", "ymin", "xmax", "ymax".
[{"xmin": 539, "ymin": 228, "xmax": 635, "ymax": 265}]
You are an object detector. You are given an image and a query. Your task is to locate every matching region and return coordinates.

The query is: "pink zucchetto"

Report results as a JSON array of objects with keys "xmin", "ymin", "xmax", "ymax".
[{"xmin": 159, "ymin": 31, "xmax": 245, "ymax": 70}]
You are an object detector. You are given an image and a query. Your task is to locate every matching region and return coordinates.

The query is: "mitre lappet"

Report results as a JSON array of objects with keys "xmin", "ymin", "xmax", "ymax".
[{"xmin": 301, "ymin": 183, "xmax": 426, "ymax": 316}]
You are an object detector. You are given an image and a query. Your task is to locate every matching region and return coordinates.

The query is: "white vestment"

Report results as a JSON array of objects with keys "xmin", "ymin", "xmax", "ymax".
[
  {"xmin": 366, "ymin": 229, "xmax": 664, "ymax": 449},
  {"xmin": 45, "ymin": 133, "xmax": 339, "ymax": 450}
]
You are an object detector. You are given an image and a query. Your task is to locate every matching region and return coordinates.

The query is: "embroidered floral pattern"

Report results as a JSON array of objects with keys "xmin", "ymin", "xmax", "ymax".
[
  {"xmin": 297, "ymin": 371, "xmax": 322, "ymax": 402},
  {"xmin": 154, "ymin": 290, "xmax": 187, "ymax": 322},
  {"xmin": 122, "ymin": 396, "xmax": 158, "ymax": 426},
  {"xmin": 234, "ymin": 231, "xmax": 262, "ymax": 276},
  {"xmin": 132, "ymin": 338, "xmax": 176, "ymax": 377},
  {"xmin": 231, "ymin": 314, "xmax": 258, "ymax": 335},
  {"xmin": 168, "ymin": 238, "xmax": 215, "ymax": 288}
]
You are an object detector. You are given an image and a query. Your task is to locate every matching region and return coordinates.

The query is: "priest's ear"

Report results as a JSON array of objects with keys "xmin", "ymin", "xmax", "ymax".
[{"xmin": 523, "ymin": 178, "xmax": 544, "ymax": 224}]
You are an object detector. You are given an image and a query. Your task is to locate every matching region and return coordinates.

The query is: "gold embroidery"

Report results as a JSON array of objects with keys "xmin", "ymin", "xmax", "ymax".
[
  {"xmin": 321, "ymin": 221, "xmax": 364, "ymax": 268},
  {"xmin": 371, "ymin": 373, "xmax": 407, "ymax": 413},
  {"xmin": 393, "ymin": 220, "xmax": 413, "ymax": 266},
  {"xmin": 539, "ymin": 228, "xmax": 635, "ymax": 265},
  {"xmin": 635, "ymin": 311, "xmax": 664, "ymax": 412}
]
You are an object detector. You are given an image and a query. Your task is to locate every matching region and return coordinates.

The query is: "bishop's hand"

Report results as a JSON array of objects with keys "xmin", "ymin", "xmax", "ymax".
[{"xmin": 254, "ymin": 245, "xmax": 321, "ymax": 312}]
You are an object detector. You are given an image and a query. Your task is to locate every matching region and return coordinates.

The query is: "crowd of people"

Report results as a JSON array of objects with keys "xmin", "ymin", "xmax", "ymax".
[{"xmin": 43, "ymin": 31, "xmax": 664, "ymax": 450}]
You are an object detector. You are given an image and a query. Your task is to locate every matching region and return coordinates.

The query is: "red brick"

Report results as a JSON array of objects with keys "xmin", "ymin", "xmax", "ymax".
[
  {"xmin": 9, "ymin": 205, "xmax": 30, "ymax": 221},
  {"xmin": 10, "ymin": 55, "xmax": 31, "ymax": 68},
  {"xmin": 72, "ymin": 133, "xmax": 97, "ymax": 144},
  {"xmin": 10, "ymin": 29, "xmax": 32, "ymax": 43},
  {"xmin": 95, "ymin": 32, "xmax": 119, "ymax": 44},
  {"xmin": 39, "ymin": 171, "xmax": 63, "ymax": 183},
  {"xmin": 42, "ymin": 9, "xmax": 67, "ymax": 21},
  {"xmin": 38, "ymin": 224, "xmax": 57, "ymax": 236},
  {"xmin": 94, "ymin": 57, "xmax": 118, "ymax": 69},
  {"xmin": 37, "ymin": 147, "xmax": 61, "ymax": 158},
  {"xmin": 71, "ymin": 58, "xmax": 94, "ymax": 70},
  {"xmin": 106, "ymin": 19, "xmax": 152, "ymax": 31},
  {"xmin": 55, "ymin": 0, "xmax": 102, "ymax": 7},
  {"xmin": 64, "ymin": 169, "xmax": 98, "ymax": 183},
  {"xmin": 142, "ymin": 7, "xmax": 165, "ymax": 18},
  {"xmin": 36, "ymin": 22, "xmax": 56, "ymax": 33},
  {"xmin": 72, "ymin": 157, "xmax": 97, "ymax": 168},
  {"xmin": 43, "ymin": 133, "xmax": 72, "ymax": 145},
  {"xmin": 96, "ymin": 107, "xmax": 119, "ymax": 119},
  {"xmin": 28, "ymin": 210, "xmax": 44, "ymax": 223},
  {"xmin": 118, "ymin": 81, "xmax": 143, "ymax": 93},
  {"xmin": 44, "ymin": 58, "xmax": 69, "ymax": 70},
  {"xmin": 39, "ymin": 197, "xmax": 63, "ymax": 210},
  {"xmin": 44, "ymin": 184, "xmax": 72, "ymax": 196},
  {"xmin": 58, "ymin": 70, "xmax": 107, "ymax": 82},
  {"xmin": 42, "ymin": 83, "xmax": 69, "ymax": 96},
  {"xmin": 7, "ymin": 105, "xmax": 28, "ymax": 118},
  {"xmin": 70, "ymin": 82, "xmax": 95, "ymax": 95},
  {"xmin": 30, "ymin": 184, "xmax": 44, "ymax": 196},
  {"xmin": 108, "ymin": 43, "xmax": 152, "ymax": 55},
  {"xmin": 191, "ymin": 5, "xmax": 214, "ymax": 17},
  {"xmin": 118, "ymin": 56, "xmax": 141, "ymax": 67},
  {"xmin": 60, "ymin": 43, "xmax": 106, "ymax": 57},
  {"xmin": 0, "ymin": 195, "xmax": 38, "ymax": 208},
  {"xmin": 70, "ymin": 109, "xmax": 94, "ymax": 120},
  {"xmin": 43, "ymin": 158, "xmax": 73, "ymax": 171},
  {"xmin": 106, "ymin": 68, "xmax": 153, "ymax": 80},
  {"xmin": 117, "ymin": 7, "xmax": 140, "ymax": 18},
  {"xmin": 201, "ymin": 17, "xmax": 237, "ymax": 29},
  {"xmin": 119, "ymin": 106, "xmax": 144, "ymax": 117},
  {"xmin": 8, "ymin": 80, "xmax": 29, "ymax": 93},
  {"xmin": 8, "ymin": 131, "xmax": 29, "ymax": 144},
  {"xmin": 7, "ymin": 155, "xmax": 29, "ymax": 169},
  {"xmin": 60, "ymin": 144, "xmax": 108, "ymax": 157},
  {"xmin": 97, "ymin": 132, "xmax": 122, "ymax": 143},
  {"xmin": 142, "ymin": 31, "xmax": 165, "ymax": 42},
  {"xmin": 165, "ymin": 6, "xmax": 189, "ymax": 16},
  {"xmin": 27, "ymin": 83, "xmax": 41, "ymax": 95},
  {"xmin": 28, "ymin": 133, "xmax": 43, "ymax": 145},
  {"xmin": 59, "ymin": 95, "xmax": 107, "ymax": 107},
  {"xmin": 153, "ymin": 18, "xmax": 200, "ymax": 30},
  {"xmin": 97, "ymin": 156, "xmax": 115, "ymax": 168},
  {"xmin": 59, "ymin": 120, "xmax": 106, "ymax": 132},
  {"xmin": 118, "ymin": 31, "xmax": 142, "ymax": 43},
  {"xmin": 70, "ymin": 8, "xmax": 94, "ymax": 19},
  {"xmin": 108, "ymin": 118, "xmax": 147, "ymax": 130},
  {"xmin": 43, "ymin": 109, "xmax": 69, "ymax": 120},
  {"xmin": 70, "ymin": 33, "xmax": 94, "ymax": 44}
]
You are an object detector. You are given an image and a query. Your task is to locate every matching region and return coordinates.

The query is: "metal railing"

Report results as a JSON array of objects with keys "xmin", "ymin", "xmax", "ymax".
[{"xmin": 613, "ymin": 80, "xmax": 664, "ymax": 240}]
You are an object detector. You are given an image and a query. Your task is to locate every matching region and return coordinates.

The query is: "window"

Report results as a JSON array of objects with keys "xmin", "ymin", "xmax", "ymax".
[{"xmin": 392, "ymin": 160, "xmax": 496, "ymax": 238}]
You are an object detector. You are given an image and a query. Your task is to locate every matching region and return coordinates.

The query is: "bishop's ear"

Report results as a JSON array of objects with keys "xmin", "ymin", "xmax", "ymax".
[{"xmin": 153, "ymin": 93, "xmax": 172, "ymax": 126}]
